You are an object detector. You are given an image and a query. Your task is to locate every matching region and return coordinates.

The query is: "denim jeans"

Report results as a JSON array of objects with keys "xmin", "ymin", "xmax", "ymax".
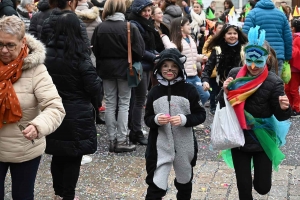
[
  {"xmin": 186, "ymin": 76, "xmax": 210, "ymax": 105},
  {"xmin": 103, "ymin": 79, "xmax": 131, "ymax": 141},
  {"xmin": 129, "ymin": 71, "xmax": 150, "ymax": 132},
  {"xmin": 0, "ymin": 156, "xmax": 41, "ymax": 200}
]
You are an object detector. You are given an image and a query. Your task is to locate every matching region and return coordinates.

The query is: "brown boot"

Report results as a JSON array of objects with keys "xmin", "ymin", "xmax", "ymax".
[{"xmin": 114, "ymin": 141, "xmax": 136, "ymax": 153}]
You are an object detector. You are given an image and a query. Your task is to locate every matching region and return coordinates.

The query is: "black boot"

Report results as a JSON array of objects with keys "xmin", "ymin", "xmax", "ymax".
[{"xmin": 129, "ymin": 131, "xmax": 148, "ymax": 145}]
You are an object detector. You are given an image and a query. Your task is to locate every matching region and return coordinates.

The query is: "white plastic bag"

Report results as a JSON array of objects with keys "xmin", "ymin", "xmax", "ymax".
[{"xmin": 210, "ymin": 92, "xmax": 245, "ymax": 150}]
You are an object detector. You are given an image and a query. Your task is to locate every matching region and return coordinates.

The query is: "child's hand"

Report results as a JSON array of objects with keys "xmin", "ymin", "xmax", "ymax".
[
  {"xmin": 169, "ymin": 116, "xmax": 182, "ymax": 126},
  {"xmin": 223, "ymin": 77, "xmax": 234, "ymax": 94},
  {"xmin": 158, "ymin": 114, "xmax": 170, "ymax": 125},
  {"xmin": 203, "ymin": 82, "xmax": 210, "ymax": 91},
  {"xmin": 279, "ymin": 95, "xmax": 290, "ymax": 110}
]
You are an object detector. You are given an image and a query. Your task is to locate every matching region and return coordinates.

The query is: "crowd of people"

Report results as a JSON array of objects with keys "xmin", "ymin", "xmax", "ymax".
[{"xmin": 0, "ymin": 0, "xmax": 298, "ymax": 199}]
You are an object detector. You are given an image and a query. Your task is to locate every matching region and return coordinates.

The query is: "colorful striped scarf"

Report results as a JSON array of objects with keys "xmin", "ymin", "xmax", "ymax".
[{"xmin": 227, "ymin": 65, "xmax": 268, "ymax": 129}]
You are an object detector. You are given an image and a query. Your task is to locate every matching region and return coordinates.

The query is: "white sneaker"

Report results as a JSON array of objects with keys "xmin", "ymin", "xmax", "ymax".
[
  {"xmin": 81, "ymin": 155, "xmax": 92, "ymax": 165},
  {"xmin": 196, "ymin": 124, "xmax": 205, "ymax": 129}
]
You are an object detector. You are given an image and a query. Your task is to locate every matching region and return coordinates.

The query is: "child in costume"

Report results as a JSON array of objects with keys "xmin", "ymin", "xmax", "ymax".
[
  {"xmin": 144, "ymin": 48, "xmax": 206, "ymax": 200},
  {"xmin": 285, "ymin": 19, "xmax": 300, "ymax": 117},
  {"xmin": 221, "ymin": 26, "xmax": 292, "ymax": 199},
  {"xmin": 201, "ymin": 18, "xmax": 248, "ymax": 114}
]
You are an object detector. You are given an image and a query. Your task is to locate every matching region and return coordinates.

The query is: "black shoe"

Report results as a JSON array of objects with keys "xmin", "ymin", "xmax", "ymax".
[
  {"xmin": 129, "ymin": 131, "xmax": 148, "ymax": 145},
  {"xmin": 114, "ymin": 141, "xmax": 136, "ymax": 153},
  {"xmin": 109, "ymin": 139, "xmax": 117, "ymax": 152},
  {"xmin": 291, "ymin": 110, "xmax": 300, "ymax": 118}
]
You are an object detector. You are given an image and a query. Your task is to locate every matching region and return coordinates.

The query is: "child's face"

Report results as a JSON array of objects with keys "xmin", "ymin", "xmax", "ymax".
[
  {"xmin": 224, "ymin": 27, "xmax": 238, "ymax": 44},
  {"xmin": 140, "ymin": 6, "xmax": 152, "ymax": 20},
  {"xmin": 160, "ymin": 60, "xmax": 179, "ymax": 81},
  {"xmin": 152, "ymin": 7, "xmax": 163, "ymax": 23},
  {"xmin": 193, "ymin": 3, "xmax": 202, "ymax": 14},
  {"xmin": 181, "ymin": 21, "xmax": 191, "ymax": 36}
]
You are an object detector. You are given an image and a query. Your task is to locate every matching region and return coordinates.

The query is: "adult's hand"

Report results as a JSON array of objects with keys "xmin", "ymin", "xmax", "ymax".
[
  {"xmin": 22, "ymin": 125, "xmax": 38, "ymax": 140},
  {"xmin": 203, "ymin": 81, "xmax": 210, "ymax": 91}
]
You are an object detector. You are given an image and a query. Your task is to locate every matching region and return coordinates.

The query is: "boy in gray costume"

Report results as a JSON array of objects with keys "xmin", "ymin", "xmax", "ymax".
[{"xmin": 144, "ymin": 48, "xmax": 206, "ymax": 199}]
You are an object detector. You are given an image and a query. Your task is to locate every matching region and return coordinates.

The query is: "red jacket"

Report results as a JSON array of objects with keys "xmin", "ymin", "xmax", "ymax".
[{"xmin": 290, "ymin": 33, "xmax": 300, "ymax": 70}]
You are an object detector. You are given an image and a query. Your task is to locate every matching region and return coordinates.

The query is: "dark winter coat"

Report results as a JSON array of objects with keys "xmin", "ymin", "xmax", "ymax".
[
  {"xmin": 0, "ymin": 0, "xmax": 18, "ymax": 17},
  {"xmin": 91, "ymin": 20, "xmax": 145, "ymax": 79},
  {"xmin": 44, "ymin": 21, "xmax": 101, "ymax": 157},
  {"xmin": 218, "ymin": 67, "xmax": 292, "ymax": 152},
  {"xmin": 40, "ymin": 9, "xmax": 91, "ymax": 53},
  {"xmin": 29, "ymin": 0, "xmax": 52, "ymax": 39},
  {"xmin": 154, "ymin": 22, "xmax": 169, "ymax": 53},
  {"xmin": 201, "ymin": 42, "xmax": 244, "ymax": 86},
  {"xmin": 128, "ymin": 12, "xmax": 158, "ymax": 72}
]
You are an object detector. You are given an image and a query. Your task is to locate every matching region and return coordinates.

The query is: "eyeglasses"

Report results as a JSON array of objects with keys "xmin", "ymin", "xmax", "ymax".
[{"xmin": 0, "ymin": 43, "xmax": 17, "ymax": 51}]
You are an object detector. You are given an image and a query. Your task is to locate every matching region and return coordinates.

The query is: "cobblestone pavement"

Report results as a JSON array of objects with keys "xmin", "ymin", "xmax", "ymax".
[{"xmin": 3, "ymin": 109, "xmax": 300, "ymax": 200}]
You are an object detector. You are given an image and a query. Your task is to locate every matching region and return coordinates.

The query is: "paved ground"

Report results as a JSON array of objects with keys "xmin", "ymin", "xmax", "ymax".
[{"xmin": 3, "ymin": 108, "xmax": 300, "ymax": 200}]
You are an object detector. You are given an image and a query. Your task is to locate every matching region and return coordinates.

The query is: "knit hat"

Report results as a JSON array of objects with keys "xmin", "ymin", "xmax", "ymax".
[
  {"xmin": 153, "ymin": 48, "xmax": 187, "ymax": 80},
  {"xmin": 131, "ymin": 0, "xmax": 153, "ymax": 14}
]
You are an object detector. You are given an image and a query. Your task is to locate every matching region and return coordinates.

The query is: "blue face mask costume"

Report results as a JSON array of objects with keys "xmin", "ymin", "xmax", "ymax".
[{"xmin": 244, "ymin": 26, "xmax": 269, "ymax": 69}]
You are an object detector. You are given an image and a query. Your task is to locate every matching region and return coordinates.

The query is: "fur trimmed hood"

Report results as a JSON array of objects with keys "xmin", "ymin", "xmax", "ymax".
[
  {"xmin": 23, "ymin": 33, "xmax": 46, "ymax": 70},
  {"xmin": 75, "ymin": 6, "xmax": 99, "ymax": 21}
]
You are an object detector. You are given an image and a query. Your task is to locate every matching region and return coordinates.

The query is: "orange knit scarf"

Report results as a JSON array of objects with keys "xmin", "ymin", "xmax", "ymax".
[{"xmin": 0, "ymin": 45, "xmax": 28, "ymax": 128}]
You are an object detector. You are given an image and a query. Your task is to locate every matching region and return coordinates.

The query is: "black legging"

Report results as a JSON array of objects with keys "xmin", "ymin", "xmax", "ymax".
[
  {"xmin": 231, "ymin": 148, "xmax": 272, "ymax": 200},
  {"xmin": 51, "ymin": 155, "xmax": 83, "ymax": 200}
]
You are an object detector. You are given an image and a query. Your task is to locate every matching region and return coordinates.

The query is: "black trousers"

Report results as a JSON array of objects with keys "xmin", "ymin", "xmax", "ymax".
[
  {"xmin": 231, "ymin": 148, "xmax": 272, "ymax": 200},
  {"xmin": 51, "ymin": 155, "xmax": 83, "ymax": 200}
]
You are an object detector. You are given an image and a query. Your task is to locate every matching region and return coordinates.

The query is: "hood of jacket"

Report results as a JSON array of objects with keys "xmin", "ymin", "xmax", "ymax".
[
  {"xmin": 0, "ymin": 0, "xmax": 15, "ymax": 10},
  {"xmin": 255, "ymin": 0, "xmax": 275, "ymax": 9},
  {"xmin": 153, "ymin": 48, "xmax": 187, "ymax": 85},
  {"xmin": 23, "ymin": 33, "xmax": 46, "ymax": 70},
  {"xmin": 164, "ymin": 4, "xmax": 182, "ymax": 17},
  {"xmin": 37, "ymin": 0, "xmax": 50, "ymax": 11},
  {"xmin": 75, "ymin": 6, "xmax": 99, "ymax": 20},
  {"xmin": 131, "ymin": 0, "xmax": 153, "ymax": 14}
]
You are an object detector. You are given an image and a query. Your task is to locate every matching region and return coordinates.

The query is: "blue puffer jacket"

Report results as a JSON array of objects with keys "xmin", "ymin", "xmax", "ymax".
[{"xmin": 242, "ymin": 0, "xmax": 292, "ymax": 60}]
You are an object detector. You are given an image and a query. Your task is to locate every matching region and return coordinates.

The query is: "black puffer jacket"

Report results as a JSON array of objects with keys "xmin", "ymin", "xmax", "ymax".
[
  {"xmin": 40, "ymin": 9, "xmax": 91, "ymax": 53},
  {"xmin": 202, "ymin": 42, "xmax": 243, "ymax": 86},
  {"xmin": 0, "ymin": 0, "xmax": 17, "ymax": 17},
  {"xmin": 91, "ymin": 20, "xmax": 144, "ymax": 79},
  {"xmin": 29, "ymin": 0, "xmax": 52, "ymax": 39},
  {"xmin": 44, "ymin": 35, "xmax": 101, "ymax": 157},
  {"xmin": 219, "ymin": 67, "xmax": 292, "ymax": 152}
]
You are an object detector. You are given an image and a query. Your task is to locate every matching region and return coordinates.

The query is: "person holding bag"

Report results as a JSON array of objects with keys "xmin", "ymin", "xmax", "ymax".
[
  {"xmin": 127, "ymin": 0, "xmax": 158, "ymax": 145},
  {"xmin": 91, "ymin": 0, "xmax": 145, "ymax": 153},
  {"xmin": 219, "ymin": 26, "xmax": 292, "ymax": 200}
]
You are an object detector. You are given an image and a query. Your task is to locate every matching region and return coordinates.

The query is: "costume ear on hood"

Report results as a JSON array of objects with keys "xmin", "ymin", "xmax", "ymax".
[{"xmin": 153, "ymin": 48, "xmax": 187, "ymax": 80}]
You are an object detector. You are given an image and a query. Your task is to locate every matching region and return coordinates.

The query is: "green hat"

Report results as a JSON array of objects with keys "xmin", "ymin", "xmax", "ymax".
[
  {"xmin": 206, "ymin": 8, "xmax": 216, "ymax": 19},
  {"xmin": 196, "ymin": 0, "xmax": 203, "ymax": 5}
]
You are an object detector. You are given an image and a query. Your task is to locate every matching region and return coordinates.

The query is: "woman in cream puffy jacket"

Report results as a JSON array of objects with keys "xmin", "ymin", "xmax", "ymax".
[{"xmin": 0, "ymin": 16, "xmax": 65, "ymax": 199}]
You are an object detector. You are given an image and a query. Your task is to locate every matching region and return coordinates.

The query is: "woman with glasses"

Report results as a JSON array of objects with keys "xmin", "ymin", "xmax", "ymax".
[
  {"xmin": 17, "ymin": 0, "xmax": 36, "ymax": 31},
  {"xmin": 0, "ymin": 15, "xmax": 65, "ymax": 200}
]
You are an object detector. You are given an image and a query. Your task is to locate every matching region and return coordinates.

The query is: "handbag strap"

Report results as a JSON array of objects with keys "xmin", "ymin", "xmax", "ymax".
[{"xmin": 127, "ymin": 22, "xmax": 134, "ymax": 76}]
